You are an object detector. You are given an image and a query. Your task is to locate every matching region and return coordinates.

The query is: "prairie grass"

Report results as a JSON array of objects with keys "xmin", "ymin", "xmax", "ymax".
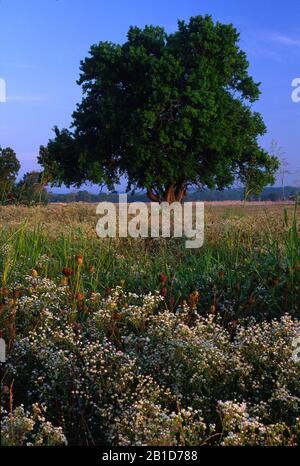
[{"xmin": 0, "ymin": 202, "xmax": 299, "ymax": 320}]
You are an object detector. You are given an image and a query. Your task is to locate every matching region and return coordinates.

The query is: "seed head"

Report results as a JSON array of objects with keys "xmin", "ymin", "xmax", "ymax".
[
  {"xmin": 62, "ymin": 267, "xmax": 73, "ymax": 278},
  {"xmin": 159, "ymin": 273, "xmax": 168, "ymax": 284},
  {"xmin": 76, "ymin": 254, "xmax": 84, "ymax": 266}
]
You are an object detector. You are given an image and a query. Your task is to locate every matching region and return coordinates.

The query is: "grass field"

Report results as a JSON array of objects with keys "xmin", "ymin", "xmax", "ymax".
[{"xmin": 1, "ymin": 202, "xmax": 300, "ymax": 445}]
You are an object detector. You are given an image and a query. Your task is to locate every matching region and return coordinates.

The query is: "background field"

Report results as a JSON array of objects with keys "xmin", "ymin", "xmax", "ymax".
[{"xmin": 1, "ymin": 202, "xmax": 299, "ymax": 320}]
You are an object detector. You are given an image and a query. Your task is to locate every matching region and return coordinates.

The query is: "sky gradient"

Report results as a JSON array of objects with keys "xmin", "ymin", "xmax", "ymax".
[{"xmin": 1, "ymin": 0, "xmax": 300, "ymax": 188}]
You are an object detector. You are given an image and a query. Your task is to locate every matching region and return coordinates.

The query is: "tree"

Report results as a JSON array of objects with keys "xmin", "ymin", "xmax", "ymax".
[
  {"xmin": 39, "ymin": 15, "xmax": 279, "ymax": 203},
  {"xmin": 0, "ymin": 146, "xmax": 20, "ymax": 204},
  {"xmin": 14, "ymin": 171, "xmax": 48, "ymax": 205}
]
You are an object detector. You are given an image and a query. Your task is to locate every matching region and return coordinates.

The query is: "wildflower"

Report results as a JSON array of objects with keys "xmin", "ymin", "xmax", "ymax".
[
  {"xmin": 62, "ymin": 267, "xmax": 73, "ymax": 278},
  {"xmin": 13, "ymin": 289, "xmax": 21, "ymax": 300},
  {"xmin": 210, "ymin": 304, "xmax": 216, "ymax": 314},
  {"xmin": 76, "ymin": 254, "xmax": 84, "ymax": 266},
  {"xmin": 75, "ymin": 292, "xmax": 85, "ymax": 302},
  {"xmin": 1, "ymin": 288, "xmax": 9, "ymax": 297},
  {"xmin": 159, "ymin": 273, "xmax": 168, "ymax": 284},
  {"xmin": 60, "ymin": 277, "xmax": 68, "ymax": 286},
  {"xmin": 161, "ymin": 287, "xmax": 168, "ymax": 298},
  {"xmin": 31, "ymin": 269, "xmax": 39, "ymax": 278},
  {"xmin": 188, "ymin": 291, "xmax": 199, "ymax": 309}
]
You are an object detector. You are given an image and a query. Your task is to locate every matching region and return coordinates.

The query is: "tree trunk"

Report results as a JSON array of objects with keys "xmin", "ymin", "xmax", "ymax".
[
  {"xmin": 147, "ymin": 183, "xmax": 187, "ymax": 203},
  {"xmin": 164, "ymin": 185, "xmax": 177, "ymax": 203},
  {"xmin": 147, "ymin": 188, "xmax": 160, "ymax": 202}
]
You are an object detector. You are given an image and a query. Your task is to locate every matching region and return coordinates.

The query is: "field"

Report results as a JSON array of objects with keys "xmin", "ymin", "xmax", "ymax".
[{"xmin": 1, "ymin": 202, "xmax": 300, "ymax": 446}]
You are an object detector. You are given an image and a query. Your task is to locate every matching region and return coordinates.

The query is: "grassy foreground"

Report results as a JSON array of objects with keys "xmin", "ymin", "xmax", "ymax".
[{"xmin": 1, "ymin": 202, "xmax": 300, "ymax": 445}]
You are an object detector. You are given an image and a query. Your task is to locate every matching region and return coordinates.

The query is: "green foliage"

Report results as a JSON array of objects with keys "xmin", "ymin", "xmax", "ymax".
[
  {"xmin": 39, "ymin": 15, "xmax": 279, "ymax": 201},
  {"xmin": 0, "ymin": 146, "xmax": 20, "ymax": 204},
  {"xmin": 0, "ymin": 148, "xmax": 47, "ymax": 206},
  {"xmin": 14, "ymin": 171, "xmax": 49, "ymax": 206}
]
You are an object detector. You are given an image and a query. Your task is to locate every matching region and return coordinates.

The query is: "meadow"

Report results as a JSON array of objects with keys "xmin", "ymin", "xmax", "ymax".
[{"xmin": 1, "ymin": 202, "xmax": 300, "ymax": 446}]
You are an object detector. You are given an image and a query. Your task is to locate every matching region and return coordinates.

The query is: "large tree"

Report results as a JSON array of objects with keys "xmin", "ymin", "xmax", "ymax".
[
  {"xmin": 0, "ymin": 146, "xmax": 20, "ymax": 204},
  {"xmin": 39, "ymin": 15, "xmax": 279, "ymax": 202}
]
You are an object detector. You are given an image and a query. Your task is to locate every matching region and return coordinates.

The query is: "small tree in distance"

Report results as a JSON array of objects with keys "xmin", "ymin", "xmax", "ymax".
[
  {"xmin": 0, "ymin": 146, "xmax": 20, "ymax": 204},
  {"xmin": 15, "ymin": 171, "xmax": 49, "ymax": 205},
  {"xmin": 39, "ymin": 15, "xmax": 279, "ymax": 202}
]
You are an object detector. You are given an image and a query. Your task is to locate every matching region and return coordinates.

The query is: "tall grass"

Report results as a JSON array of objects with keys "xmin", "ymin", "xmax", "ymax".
[{"xmin": 0, "ymin": 203, "xmax": 299, "ymax": 322}]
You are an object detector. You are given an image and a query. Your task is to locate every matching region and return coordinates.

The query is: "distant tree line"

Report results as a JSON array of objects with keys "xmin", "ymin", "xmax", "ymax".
[
  {"xmin": 0, "ymin": 146, "xmax": 48, "ymax": 205},
  {"xmin": 48, "ymin": 187, "xmax": 300, "ymax": 203}
]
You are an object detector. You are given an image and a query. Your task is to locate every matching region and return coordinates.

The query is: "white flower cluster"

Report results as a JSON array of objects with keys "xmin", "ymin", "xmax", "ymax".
[
  {"xmin": 1, "ymin": 404, "xmax": 67, "ymax": 446},
  {"xmin": 218, "ymin": 400, "xmax": 300, "ymax": 446},
  {"xmin": 3, "ymin": 279, "xmax": 300, "ymax": 446}
]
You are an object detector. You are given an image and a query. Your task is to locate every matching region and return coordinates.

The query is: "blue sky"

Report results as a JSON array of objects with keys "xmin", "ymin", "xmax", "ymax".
[{"xmin": 0, "ymin": 0, "xmax": 300, "ymax": 189}]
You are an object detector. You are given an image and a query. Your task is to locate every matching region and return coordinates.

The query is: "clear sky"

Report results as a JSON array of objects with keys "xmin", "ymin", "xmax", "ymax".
[{"xmin": 1, "ymin": 0, "xmax": 300, "ymax": 188}]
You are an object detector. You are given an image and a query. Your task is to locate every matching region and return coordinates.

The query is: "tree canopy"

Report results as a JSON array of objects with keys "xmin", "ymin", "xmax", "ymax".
[{"xmin": 39, "ymin": 15, "xmax": 279, "ymax": 202}]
